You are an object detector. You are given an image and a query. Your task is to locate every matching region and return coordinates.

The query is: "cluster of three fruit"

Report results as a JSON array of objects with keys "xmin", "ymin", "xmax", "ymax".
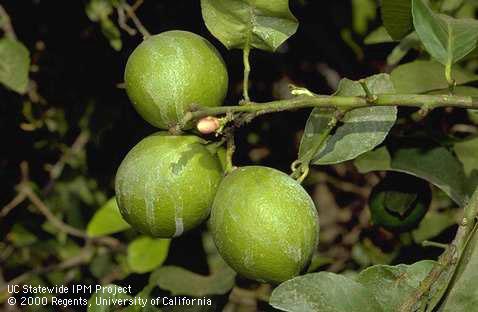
[{"xmin": 115, "ymin": 30, "xmax": 320, "ymax": 283}]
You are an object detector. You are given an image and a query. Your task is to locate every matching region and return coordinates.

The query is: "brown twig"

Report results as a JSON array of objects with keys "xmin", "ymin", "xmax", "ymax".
[
  {"xmin": 23, "ymin": 184, "xmax": 122, "ymax": 248},
  {"xmin": 117, "ymin": 6, "xmax": 137, "ymax": 36},
  {"xmin": 2, "ymin": 162, "xmax": 123, "ymax": 249},
  {"xmin": 130, "ymin": 0, "xmax": 144, "ymax": 11},
  {"xmin": 121, "ymin": 1, "xmax": 150, "ymax": 38},
  {"xmin": 0, "ymin": 192, "xmax": 26, "ymax": 217},
  {"xmin": 44, "ymin": 130, "xmax": 90, "ymax": 189},
  {"xmin": 0, "ymin": 162, "xmax": 29, "ymax": 216}
]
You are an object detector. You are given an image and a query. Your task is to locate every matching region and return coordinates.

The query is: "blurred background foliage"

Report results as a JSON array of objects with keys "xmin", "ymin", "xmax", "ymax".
[{"xmin": 1, "ymin": 0, "xmax": 477, "ymax": 311}]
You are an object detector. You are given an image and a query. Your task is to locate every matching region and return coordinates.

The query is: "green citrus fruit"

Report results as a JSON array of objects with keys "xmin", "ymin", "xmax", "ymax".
[
  {"xmin": 124, "ymin": 30, "xmax": 228, "ymax": 129},
  {"xmin": 115, "ymin": 133, "xmax": 223, "ymax": 238},
  {"xmin": 369, "ymin": 172, "xmax": 431, "ymax": 232},
  {"xmin": 210, "ymin": 166, "xmax": 319, "ymax": 283}
]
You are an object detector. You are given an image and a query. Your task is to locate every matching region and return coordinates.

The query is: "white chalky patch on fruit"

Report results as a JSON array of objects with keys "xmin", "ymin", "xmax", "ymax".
[
  {"xmin": 173, "ymin": 217, "xmax": 184, "ymax": 237},
  {"xmin": 172, "ymin": 41, "xmax": 186, "ymax": 123},
  {"xmin": 228, "ymin": 207, "xmax": 239, "ymax": 223},
  {"xmin": 243, "ymin": 247, "xmax": 255, "ymax": 269},
  {"xmin": 172, "ymin": 188, "xmax": 184, "ymax": 237},
  {"xmin": 143, "ymin": 147, "xmax": 175, "ymax": 234},
  {"xmin": 144, "ymin": 165, "xmax": 158, "ymax": 231},
  {"xmin": 286, "ymin": 245, "xmax": 302, "ymax": 263}
]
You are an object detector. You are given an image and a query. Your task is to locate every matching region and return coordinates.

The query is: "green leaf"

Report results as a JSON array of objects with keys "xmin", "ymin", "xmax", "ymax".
[
  {"xmin": 412, "ymin": 0, "xmax": 478, "ymax": 68},
  {"xmin": 87, "ymin": 197, "xmax": 131, "ymax": 237},
  {"xmin": 299, "ymin": 74, "xmax": 397, "ymax": 165},
  {"xmin": 90, "ymin": 252, "xmax": 114, "ymax": 278},
  {"xmin": 269, "ymin": 272, "xmax": 383, "ymax": 312},
  {"xmin": 441, "ymin": 0, "xmax": 466, "ymax": 13},
  {"xmin": 412, "ymin": 210, "xmax": 459, "ymax": 243},
  {"xmin": 381, "ymin": 0, "xmax": 413, "ymax": 40},
  {"xmin": 0, "ymin": 38, "xmax": 30, "ymax": 93},
  {"xmin": 151, "ymin": 265, "xmax": 236, "ymax": 297},
  {"xmin": 352, "ymin": 0, "xmax": 377, "ymax": 35},
  {"xmin": 86, "ymin": 0, "xmax": 113, "ymax": 21},
  {"xmin": 87, "ymin": 284, "xmax": 132, "ymax": 312},
  {"xmin": 352, "ymin": 238, "xmax": 399, "ymax": 267},
  {"xmin": 86, "ymin": 0, "xmax": 122, "ymax": 51},
  {"xmin": 306, "ymin": 253, "xmax": 334, "ymax": 272},
  {"xmin": 364, "ymin": 27, "xmax": 395, "ymax": 45},
  {"xmin": 454, "ymin": 136, "xmax": 478, "ymax": 195},
  {"xmin": 391, "ymin": 61, "xmax": 478, "ymax": 94},
  {"xmin": 454, "ymin": 136, "xmax": 478, "ymax": 177},
  {"xmin": 356, "ymin": 260, "xmax": 436, "ymax": 312},
  {"xmin": 149, "ymin": 231, "xmax": 236, "ymax": 297},
  {"xmin": 298, "ymin": 108, "xmax": 336, "ymax": 165},
  {"xmin": 8, "ymin": 224, "xmax": 37, "ymax": 247},
  {"xmin": 200, "ymin": 0, "xmax": 298, "ymax": 51},
  {"xmin": 127, "ymin": 236, "xmax": 170, "ymax": 274},
  {"xmin": 100, "ymin": 18, "xmax": 122, "ymax": 51},
  {"xmin": 386, "ymin": 33, "xmax": 421, "ymax": 66},
  {"xmin": 355, "ymin": 146, "xmax": 467, "ymax": 205}
]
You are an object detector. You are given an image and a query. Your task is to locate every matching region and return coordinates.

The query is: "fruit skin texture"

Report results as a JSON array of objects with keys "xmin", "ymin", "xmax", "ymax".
[
  {"xmin": 369, "ymin": 173, "xmax": 431, "ymax": 232},
  {"xmin": 210, "ymin": 166, "xmax": 319, "ymax": 284},
  {"xmin": 115, "ymin": 133, "xmax": 223, "ymax": 238},
  {"xmin": 124, "ymin": 30, "xmax": 229, "ymax": 129}
]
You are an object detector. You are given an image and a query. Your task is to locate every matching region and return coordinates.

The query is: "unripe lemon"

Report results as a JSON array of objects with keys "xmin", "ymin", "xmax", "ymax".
[
  {"xmin": 115, "ymin": 133, "xmax": 223, "ymax": 238},
  {"xmin": 369, "ymin": 172, "xmax": 431, "ymax": 232},
  {"xmin": 210, "ymin": 166, "xmax": 319, "ymax": 283},
  {"xmin": 124, "ymin": 30, "xmax": 228, "ymax": 129}
]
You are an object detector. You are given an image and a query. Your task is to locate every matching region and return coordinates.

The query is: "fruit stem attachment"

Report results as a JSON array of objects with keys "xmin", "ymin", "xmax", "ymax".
[
  {"xmin": 242, "ymin": 46, "xmax": 251, "ymax": 102},
  {"xmin": 359, "ymin": 79, "xmax": 378, "ymax": 103},
  {"xmin": 445, "ymin": 62, "xmax": 456, "ymax": 94},
  {"xmin": 225, "ymin": 129, "xmax": 236, "ymax": 174},
  {"xmin": 290, "ymin": 114, "xmax": 338, "ymax": 183}
]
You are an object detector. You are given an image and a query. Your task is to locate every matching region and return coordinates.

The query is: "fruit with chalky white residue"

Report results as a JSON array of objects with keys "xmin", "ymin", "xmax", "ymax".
[
  {"xmin": 210, "ymin": 166, "xmax": 319, "ymax": 283},
  {"xmin": 124, "ymin": 30, "xmax": 228, "ymax": 129},
  {"xmin": 115, "ymin": 133, "xmax": 223, "ymax": 238}
]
